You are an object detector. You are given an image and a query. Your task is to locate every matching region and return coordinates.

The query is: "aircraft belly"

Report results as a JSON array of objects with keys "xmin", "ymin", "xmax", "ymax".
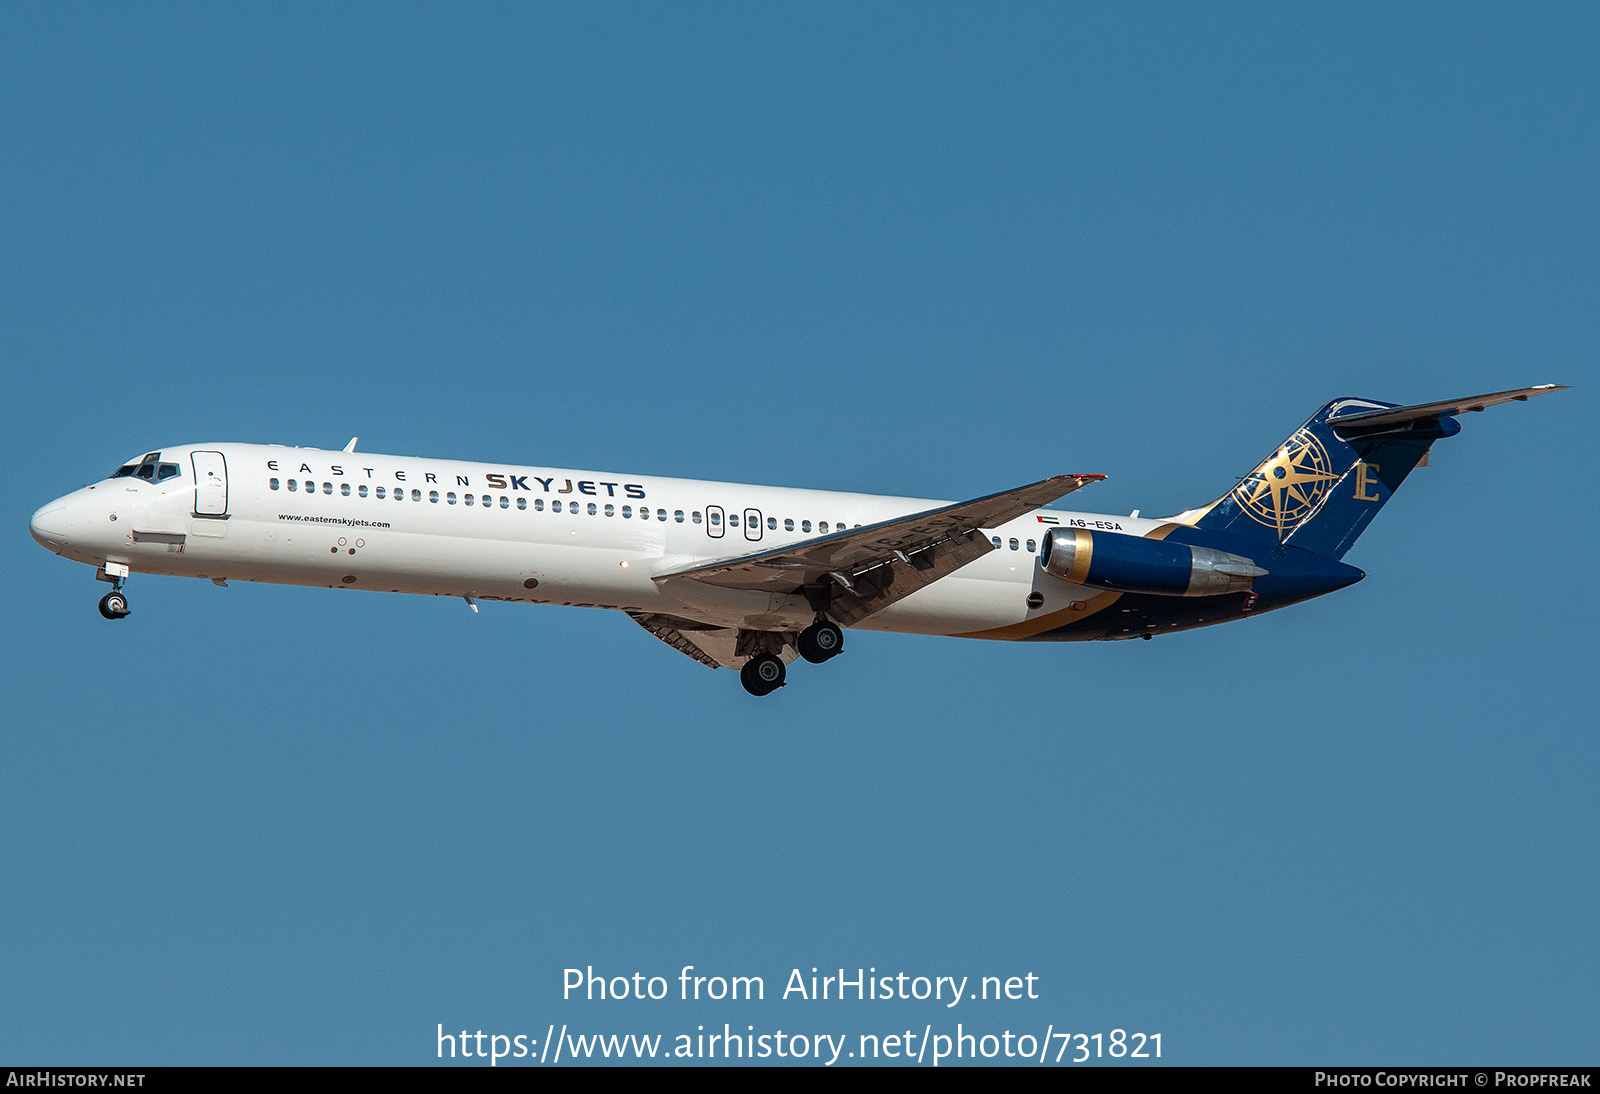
[
  {"xmin": 655, "ymin": 579, "xmax": 813, "ymax": 631},
  {"xmin": 170, "ymin": 523, "xmax": 666, "ymax": 607},
  {"xmin": 859, "ymin": 575, "xmax": 1031, "ymax": 635},
  {"xmin": 1017, "ymin": 592, "xmax": 1256, "ymax": 641}
]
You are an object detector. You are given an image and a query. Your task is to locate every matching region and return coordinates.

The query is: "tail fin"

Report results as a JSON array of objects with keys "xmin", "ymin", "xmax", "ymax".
[{"xmin": 1181, "ymin": 385, "xmax": 1565, "ymax": 560}]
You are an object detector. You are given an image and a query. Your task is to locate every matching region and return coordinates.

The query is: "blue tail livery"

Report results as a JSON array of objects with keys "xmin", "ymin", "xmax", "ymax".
[
  {"xmin": 1186, "ymin": 385, "xmax": 1567, "ymax": 560},
  {"xmin": 1019, "ymin": 384, "xmax": 1566, "ymax": 643}
]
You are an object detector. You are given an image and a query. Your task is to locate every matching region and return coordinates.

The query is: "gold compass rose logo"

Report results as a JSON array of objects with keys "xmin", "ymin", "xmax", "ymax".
[{"xmin": 1231, "ymin": 428, "xmax": 1341, "ymax": 539}]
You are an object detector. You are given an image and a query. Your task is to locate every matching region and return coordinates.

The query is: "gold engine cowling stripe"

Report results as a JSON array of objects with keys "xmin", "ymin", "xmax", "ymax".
[
  {"xmin": 950, "ymin": 522, "xmax": 1185, "ymax": 640},
  {"xmin": 1064, "ymin": 528, "xmax": 1093, "ymax": 584}
]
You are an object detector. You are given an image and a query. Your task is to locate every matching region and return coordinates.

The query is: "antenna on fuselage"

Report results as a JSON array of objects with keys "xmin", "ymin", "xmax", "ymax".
[{"xmin": 343, "ymin": 437, "xmax": 358, "ymax": 452}]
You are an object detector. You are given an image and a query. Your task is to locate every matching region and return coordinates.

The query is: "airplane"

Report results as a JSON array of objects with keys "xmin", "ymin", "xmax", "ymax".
[{"xmin": 30, "ymin": 384, "xmax": 1564, "ymax": 696}]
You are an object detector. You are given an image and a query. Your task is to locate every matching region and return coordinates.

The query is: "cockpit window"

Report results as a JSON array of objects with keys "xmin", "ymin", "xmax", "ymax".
[{"xmin": 110, "ymin": 452, "xmax": 181, "ymax": 483}]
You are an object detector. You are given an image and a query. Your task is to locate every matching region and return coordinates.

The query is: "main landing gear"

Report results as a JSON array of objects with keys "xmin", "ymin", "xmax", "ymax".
[
  {"xmin": 797, "ymin": 619, "xmax": 843, "ymax": 664},
  {"xmin": 740, "ymin": 653, "xmax": 786, "ymax": 697},
  {"xmin": 739, "ymin": 619, "xmax": 846, "ymax": 696}
]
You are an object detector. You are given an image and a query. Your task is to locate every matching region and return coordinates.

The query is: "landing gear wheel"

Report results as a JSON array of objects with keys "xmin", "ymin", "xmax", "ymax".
[
  {"xmin": 98, "ymin": 591, "xmax": 130, "ymax": 620},
  {"xmin": 740, "ymin": 653, "xmax": 786, "ymax": 696},
  {"xmin": 798, "ymin": 620, "xmax": 843, "ymax": 663}
]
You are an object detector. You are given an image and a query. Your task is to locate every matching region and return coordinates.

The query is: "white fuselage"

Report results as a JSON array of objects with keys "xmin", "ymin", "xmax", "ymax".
[{"xmin": 32, "ymin": 442, "xmax": 1157, "ymax": 638}]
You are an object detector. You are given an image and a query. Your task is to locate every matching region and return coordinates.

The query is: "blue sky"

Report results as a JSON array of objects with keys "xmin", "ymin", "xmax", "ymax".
[{"xmin": 4, "ymin": 3, "xmax": 1595, "ymax": 1066}]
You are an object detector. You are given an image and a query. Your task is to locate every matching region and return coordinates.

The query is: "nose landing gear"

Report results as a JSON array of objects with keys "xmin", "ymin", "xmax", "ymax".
[{"xmin": 95, "ymin": 562, "xmax": 131, "ymax": 619}]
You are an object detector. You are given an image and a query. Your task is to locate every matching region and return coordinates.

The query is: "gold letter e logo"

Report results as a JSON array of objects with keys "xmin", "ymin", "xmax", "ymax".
[{"xmin": 1354, "ymin": 462, "xmax": 1382, "ymax": 501}]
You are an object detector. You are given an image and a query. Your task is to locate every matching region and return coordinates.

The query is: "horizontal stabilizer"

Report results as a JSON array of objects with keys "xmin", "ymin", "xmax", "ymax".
[{"xmin": 1327, "ymin": 384, "xmax": 1566, "ymax": 435}]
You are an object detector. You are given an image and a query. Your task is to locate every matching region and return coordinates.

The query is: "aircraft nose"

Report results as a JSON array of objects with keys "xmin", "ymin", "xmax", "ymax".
[{"xmin": 29, "ymin": 501, "xmax": 69, "ymax": 552}]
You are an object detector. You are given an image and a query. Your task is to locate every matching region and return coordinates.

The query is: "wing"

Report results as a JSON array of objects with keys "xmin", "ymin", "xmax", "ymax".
[
  {"xmin": 628, "ymin": 612, "xmax": 802, "ymax": 670},
  {"xmin": 628, "ymin": 611, "xmax": 725, "ymax": 668},
  {"xmin": 652, "ymin": 474, "xmax": 1104, "ymax": 626}
]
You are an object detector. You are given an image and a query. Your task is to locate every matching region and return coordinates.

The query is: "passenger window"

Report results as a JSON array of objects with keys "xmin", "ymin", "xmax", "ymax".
[
  {"xmin": 659, "ymin": 509, "xmax": 668, "ymax": 521},
  {"xmin": 448, "ymin": 492, "xmax": 458, "ymax": 505},
  {"xmin": 709, "ymin": 511, "xmax": 720, "ymax": 526},
  {"xmin": 517, "ymin": 497, "xmax": 527, "ymax": 510},
  {"xmin": 767, "ymin": 517, "xmax": 777, "ymax": 530},
  {"xmin": 500, "ymin": 496, "xmax": 509, "ymax": 509},
  {"xmin": 304, "ymin": 480, "xmax": 315, "ymax": 492},
  {"xmin": 622, "ymin": 505, "xmax": 632, "ymax": 518},
  {"xmin": 991, "ymin": 536, "xmax": 1001, "ymax": 548},
  {"xmin": 430, "ymin": 490, "xmax": 440, "ymax": 503},
  {"xmin": 341, "ymin": 483, "xmax": 352, "ymax": 496},
  {"xmin": 376, "ymin": 486, "xmax": 386, "ymax": 498},
  {"xmin": 553, "ymin": 500, "xmax": 562, "ymax": 513},
  {"xmin": 605, "ymin": 503, "xmax": 615, "ymax": 517},
  {"xmin": 535, "ymin": 499, "xmax": 545, "ymax": 511},
  {"xmin": 784, "ymin": 518, "xmax": 794, "ymax": 531},
  {"xmin": 412, "ymin": 489, "xmax": 422, "ymax": 501},
  {"xmin": 1009, "ymin": 538, "xmax": 1019, "ymax": 550},
  {"xmin": 287, "ymin": 480, "xmax": 297, "ymax": 492},
  {"xmin": 270, "ymin": 478, "xmax": 280, "ymax": 490},
  {"xmin": 802, "ymin": 521, "xmax": 812, "ymax": 533},
  {"xmin": 463, "ymin": 493, "xmax": 473, "ymax": 506},
  {"xmin": 692, "ymin": 511, "xmax": 701, "ymax": 524},
  {"xmin": 358, "ymin": 485, "xmax": 368, "ymax": 497},
  {"xmin": 322, "ymin": 483, "xmax": 332, "ymax": 494},
  {"xmin": 1026, "ymin": 539, "xmax": 1036, "ymax": 553},
  {"xmin": 587, "ymin": 502, "xmax": 597, "ymax": 515},
  {"xmin": 637, "ymin": 507, "xmax": 647, "ymax": 520},
  {"xmin": 819, "ymin": 522, "xmax": 829, "ymax": 533},
  {"xmin": 729, "ymin": 513, "xmax": 739, "ymax": 527}
]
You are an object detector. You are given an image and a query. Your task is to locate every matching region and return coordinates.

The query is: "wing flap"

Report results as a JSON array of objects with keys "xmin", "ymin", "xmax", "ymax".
[
  {"xmin": 628, "ymin": 612, "xmax": 727, "ymax": 669},
  {"xmin": 628, "ymin": 613, "xmax": 806, "ymax": 669},
  {"xmin": 822, "ymin": 524, "xmax": 995, "ymax": 626}
]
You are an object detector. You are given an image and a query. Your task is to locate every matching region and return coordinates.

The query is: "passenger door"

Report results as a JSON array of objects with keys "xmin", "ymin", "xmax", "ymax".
[{"xmin": 191, "ymin": 451, "xmax": 229, "ymax": 517}]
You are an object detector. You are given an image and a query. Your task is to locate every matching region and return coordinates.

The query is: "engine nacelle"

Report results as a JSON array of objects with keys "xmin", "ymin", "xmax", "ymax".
[{"xmin": 1038, "ymin": 528, "xmax": 1266, "ymax": 597}]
